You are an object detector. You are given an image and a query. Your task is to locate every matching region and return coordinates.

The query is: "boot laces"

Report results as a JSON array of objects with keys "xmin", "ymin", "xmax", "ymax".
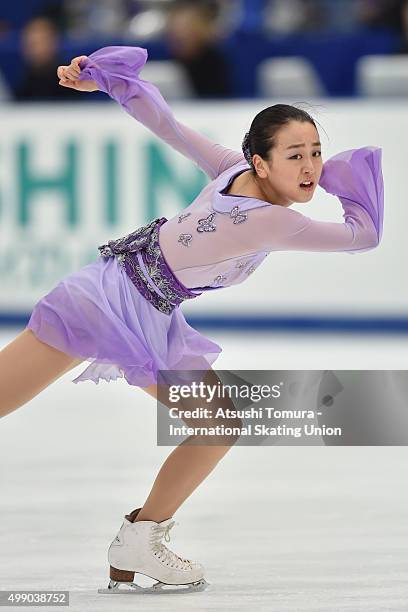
[{"xmin": 150, "ymin": 521, "xmax": 193, "ymax": 570}]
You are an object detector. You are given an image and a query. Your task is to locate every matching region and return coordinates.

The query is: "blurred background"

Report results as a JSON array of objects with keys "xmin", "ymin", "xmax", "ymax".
[
  {"xmin": 1, "ymin": 0, "xmax": 408, "ymax": 101},
  {"xmin": 0, "ymin": 0, "xmax": 407, "ymax": 335}
]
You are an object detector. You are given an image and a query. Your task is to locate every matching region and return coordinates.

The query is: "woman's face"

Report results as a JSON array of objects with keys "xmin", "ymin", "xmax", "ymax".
[{"xmin": 253, "ymin": 120, "xmax": 323, "ymax": 207}]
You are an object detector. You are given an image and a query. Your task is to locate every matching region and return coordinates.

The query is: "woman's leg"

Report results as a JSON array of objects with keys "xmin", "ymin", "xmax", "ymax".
[
  {"xmin": 0, "ymin": 328, "xmax": 84, "ymax": 419},
  {"xmin": 135, "ymin": 369, "xmax": 241, "ymax": 523}
]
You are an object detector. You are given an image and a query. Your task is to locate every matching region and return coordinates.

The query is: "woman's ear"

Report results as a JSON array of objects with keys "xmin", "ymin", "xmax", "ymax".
[{"xmin": 252, "ymin": 154, "xmax": 268, "ymax": 179}]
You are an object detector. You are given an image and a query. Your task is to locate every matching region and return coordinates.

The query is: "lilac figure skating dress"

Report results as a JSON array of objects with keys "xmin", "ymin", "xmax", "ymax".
[{"xmin": 27, "ymin": 46, "xmax": 384, "ymax": 389}]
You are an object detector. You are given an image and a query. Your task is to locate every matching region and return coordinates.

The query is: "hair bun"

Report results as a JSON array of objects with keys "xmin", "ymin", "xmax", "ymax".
[{"xmin": 242, "ymin": 131, "xmax": 253, "ymax": 167}]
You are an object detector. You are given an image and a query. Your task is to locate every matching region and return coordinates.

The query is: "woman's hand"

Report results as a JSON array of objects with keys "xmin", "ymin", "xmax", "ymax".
[{"xmin": 57, "ymin": 56, "xmax": 99, "ymax": 92}]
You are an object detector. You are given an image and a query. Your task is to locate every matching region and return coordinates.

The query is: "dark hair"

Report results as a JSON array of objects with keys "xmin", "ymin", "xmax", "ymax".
[{"xmin": 242, "ymin": 104, "xmax": 319, "ymax": 173}]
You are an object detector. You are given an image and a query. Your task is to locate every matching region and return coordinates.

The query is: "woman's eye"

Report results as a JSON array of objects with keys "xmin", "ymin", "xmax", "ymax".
[{"xmin": 290, "ymin": 151, "xmax": 322, "ymax": 160}]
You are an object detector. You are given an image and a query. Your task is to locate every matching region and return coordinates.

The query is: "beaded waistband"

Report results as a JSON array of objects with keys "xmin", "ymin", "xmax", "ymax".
[{"xmin": 98, "ymin": 217, "xmax": 202, "ymax": 315}]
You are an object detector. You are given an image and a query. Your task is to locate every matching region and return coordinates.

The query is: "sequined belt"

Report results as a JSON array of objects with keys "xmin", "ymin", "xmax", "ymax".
[{"xmin": 98, "ymin": 217, "xmax": 202, "ymax": 315}]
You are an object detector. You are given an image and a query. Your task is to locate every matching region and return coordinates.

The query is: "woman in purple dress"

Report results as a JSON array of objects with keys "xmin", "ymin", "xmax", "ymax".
[{"xmin": 0, "ymin": 47, "xmax": 384, "ymax": 594}]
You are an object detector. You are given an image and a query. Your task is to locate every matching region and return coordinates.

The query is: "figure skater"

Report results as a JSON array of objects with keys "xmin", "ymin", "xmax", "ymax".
[{"xmin": 0, "ymin": 46, "xmax": 384, "ymax": 594}]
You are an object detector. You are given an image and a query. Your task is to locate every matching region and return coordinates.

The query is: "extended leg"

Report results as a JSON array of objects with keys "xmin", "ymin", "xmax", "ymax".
[{"xmin": 0, "ymin": 328, "xmax": 84, "ymax": 418}]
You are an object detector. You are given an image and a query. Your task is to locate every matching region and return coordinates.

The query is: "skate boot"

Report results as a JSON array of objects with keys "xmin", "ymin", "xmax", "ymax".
[{"xmin": 98, "ymin": 507, "xmax": 209, "ymax": 594}]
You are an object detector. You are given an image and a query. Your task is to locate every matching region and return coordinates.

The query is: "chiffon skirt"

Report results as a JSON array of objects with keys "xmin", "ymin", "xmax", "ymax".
[{"xmin": 26, "ymin": 255, "xmax": 222, "ymax": 388}]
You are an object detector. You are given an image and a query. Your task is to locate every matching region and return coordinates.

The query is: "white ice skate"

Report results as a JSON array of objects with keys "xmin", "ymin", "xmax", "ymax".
[{"xmin": 98, "ymin": 508, "xmax": 209, "ymax": 594}]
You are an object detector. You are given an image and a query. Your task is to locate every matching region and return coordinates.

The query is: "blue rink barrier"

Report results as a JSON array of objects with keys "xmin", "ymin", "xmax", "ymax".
[{"xmin": 1, "ymin": 313, "xmax": 408, "ymax": 334}]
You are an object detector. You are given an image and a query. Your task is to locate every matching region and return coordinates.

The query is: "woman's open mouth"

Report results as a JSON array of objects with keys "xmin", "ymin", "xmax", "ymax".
[{"xmin": 299, "ymin": 181, "xmax": 314, "ymax": 192}]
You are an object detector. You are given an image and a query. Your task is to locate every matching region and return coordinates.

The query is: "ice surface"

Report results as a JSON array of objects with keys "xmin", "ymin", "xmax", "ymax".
[{"xmin": 1, "ymin": 329, "xmax": 408, "ymax": 611}]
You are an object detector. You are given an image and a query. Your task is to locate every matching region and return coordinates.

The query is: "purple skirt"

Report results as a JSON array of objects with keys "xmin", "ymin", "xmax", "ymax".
[{"xmin": 26, "ymin": 254, "xmax": 222, "ymax": 388}]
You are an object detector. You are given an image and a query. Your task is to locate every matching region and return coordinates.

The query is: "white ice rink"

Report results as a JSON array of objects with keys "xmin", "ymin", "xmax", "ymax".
[{"xmin": 1, "ymin": 328, "xmax": 408, "ymax": 611}]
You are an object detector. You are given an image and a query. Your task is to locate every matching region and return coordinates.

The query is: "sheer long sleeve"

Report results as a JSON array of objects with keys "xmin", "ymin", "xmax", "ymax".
[
  {"xmin": 255, "ymin": 147, "xmax": 384, "ymax": 254},
  {"xmin": 78, "ymin": 46, "xmax": 244, "ymax": 179}
]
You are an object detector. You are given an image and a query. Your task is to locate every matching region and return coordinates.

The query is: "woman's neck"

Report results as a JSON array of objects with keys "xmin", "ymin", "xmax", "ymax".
[
  {"xmin": 226, "ymin": 170, "xmax": 286, "ymax": 206},
  {"xmin": 225, "ymin": 170, "xmax": 262, "ymax": 198}
]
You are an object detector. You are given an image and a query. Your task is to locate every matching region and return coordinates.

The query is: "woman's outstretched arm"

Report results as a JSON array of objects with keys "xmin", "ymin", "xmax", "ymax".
[{"xmin": 58, "ymin": 46, "xmax": 244, "ymax": 180}]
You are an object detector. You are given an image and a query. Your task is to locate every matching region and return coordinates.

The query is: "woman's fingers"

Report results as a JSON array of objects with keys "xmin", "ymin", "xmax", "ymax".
[
  {"xmin": 59, "ymin": 80, "xmax": 78, "ymax": 89},
  {"xmin": 57, "ymin": 65, "xmax": 68, "ymax": 80},
  {"xmin": 57, "ymin": 55, "xmax": 97, "ymax": 92},
  {"xmin": 57, "ymin": 56, "xmax": 88, "ymax": 83},
  {"xmin": 70, "ymin": 55, "xmax": 88, "ymax": 76},
  {"xmin": 71, "ymin": 55, "xmax": 88, "ymax": 68},
  {"xmin": 57, "ymin": 56, "xmax": 88, "ymax": 88},
  {"xmin": 69, "ymin": 62, "xmax": 81, "ymax": 75},
  {"xmin": 64, "ymin": 65, "xmax": 80, "ymax": 80},
  {"xmin": 57, "ymin": 66, "xmax": 75, "ymax": 84}
]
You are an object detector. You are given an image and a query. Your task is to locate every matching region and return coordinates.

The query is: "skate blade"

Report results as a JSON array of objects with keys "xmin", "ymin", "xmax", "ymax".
[{"xmin": 98, "ymin": 577, "xmax": 209, "ymax": 595}]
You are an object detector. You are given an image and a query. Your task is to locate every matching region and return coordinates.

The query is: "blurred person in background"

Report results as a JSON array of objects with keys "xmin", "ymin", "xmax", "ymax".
[
  {"xmin": 357, "ymin": 0, "xmax": 408, "ymax": 52},
  {"xmin": 63, "ymin": 0, "xmax": 128, "ymax": 38},
  {"xmin": 166, "ymin": 0, "xmax": 232, "ymax": 98},
  {"xmin": 14, "ymin": 16, "xmax": 76, "ymax": 100},
  {"xmin": 319, "ymin": 0, "xmax": 361, "ymax": 32},
  {"xmin": 356, "ymin": 0, "xmax": 406, "ymax": 32},
  {"xmin": 263, "ymin": 0, "xmax": 326, "ymax": 34},
  {"xmin": 399, "ymin": 0, "xmax": 408, "ymax": 52},
  {"xmin": 265, "ymin": 0, "xmax": 376, "ymax": 35}
]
